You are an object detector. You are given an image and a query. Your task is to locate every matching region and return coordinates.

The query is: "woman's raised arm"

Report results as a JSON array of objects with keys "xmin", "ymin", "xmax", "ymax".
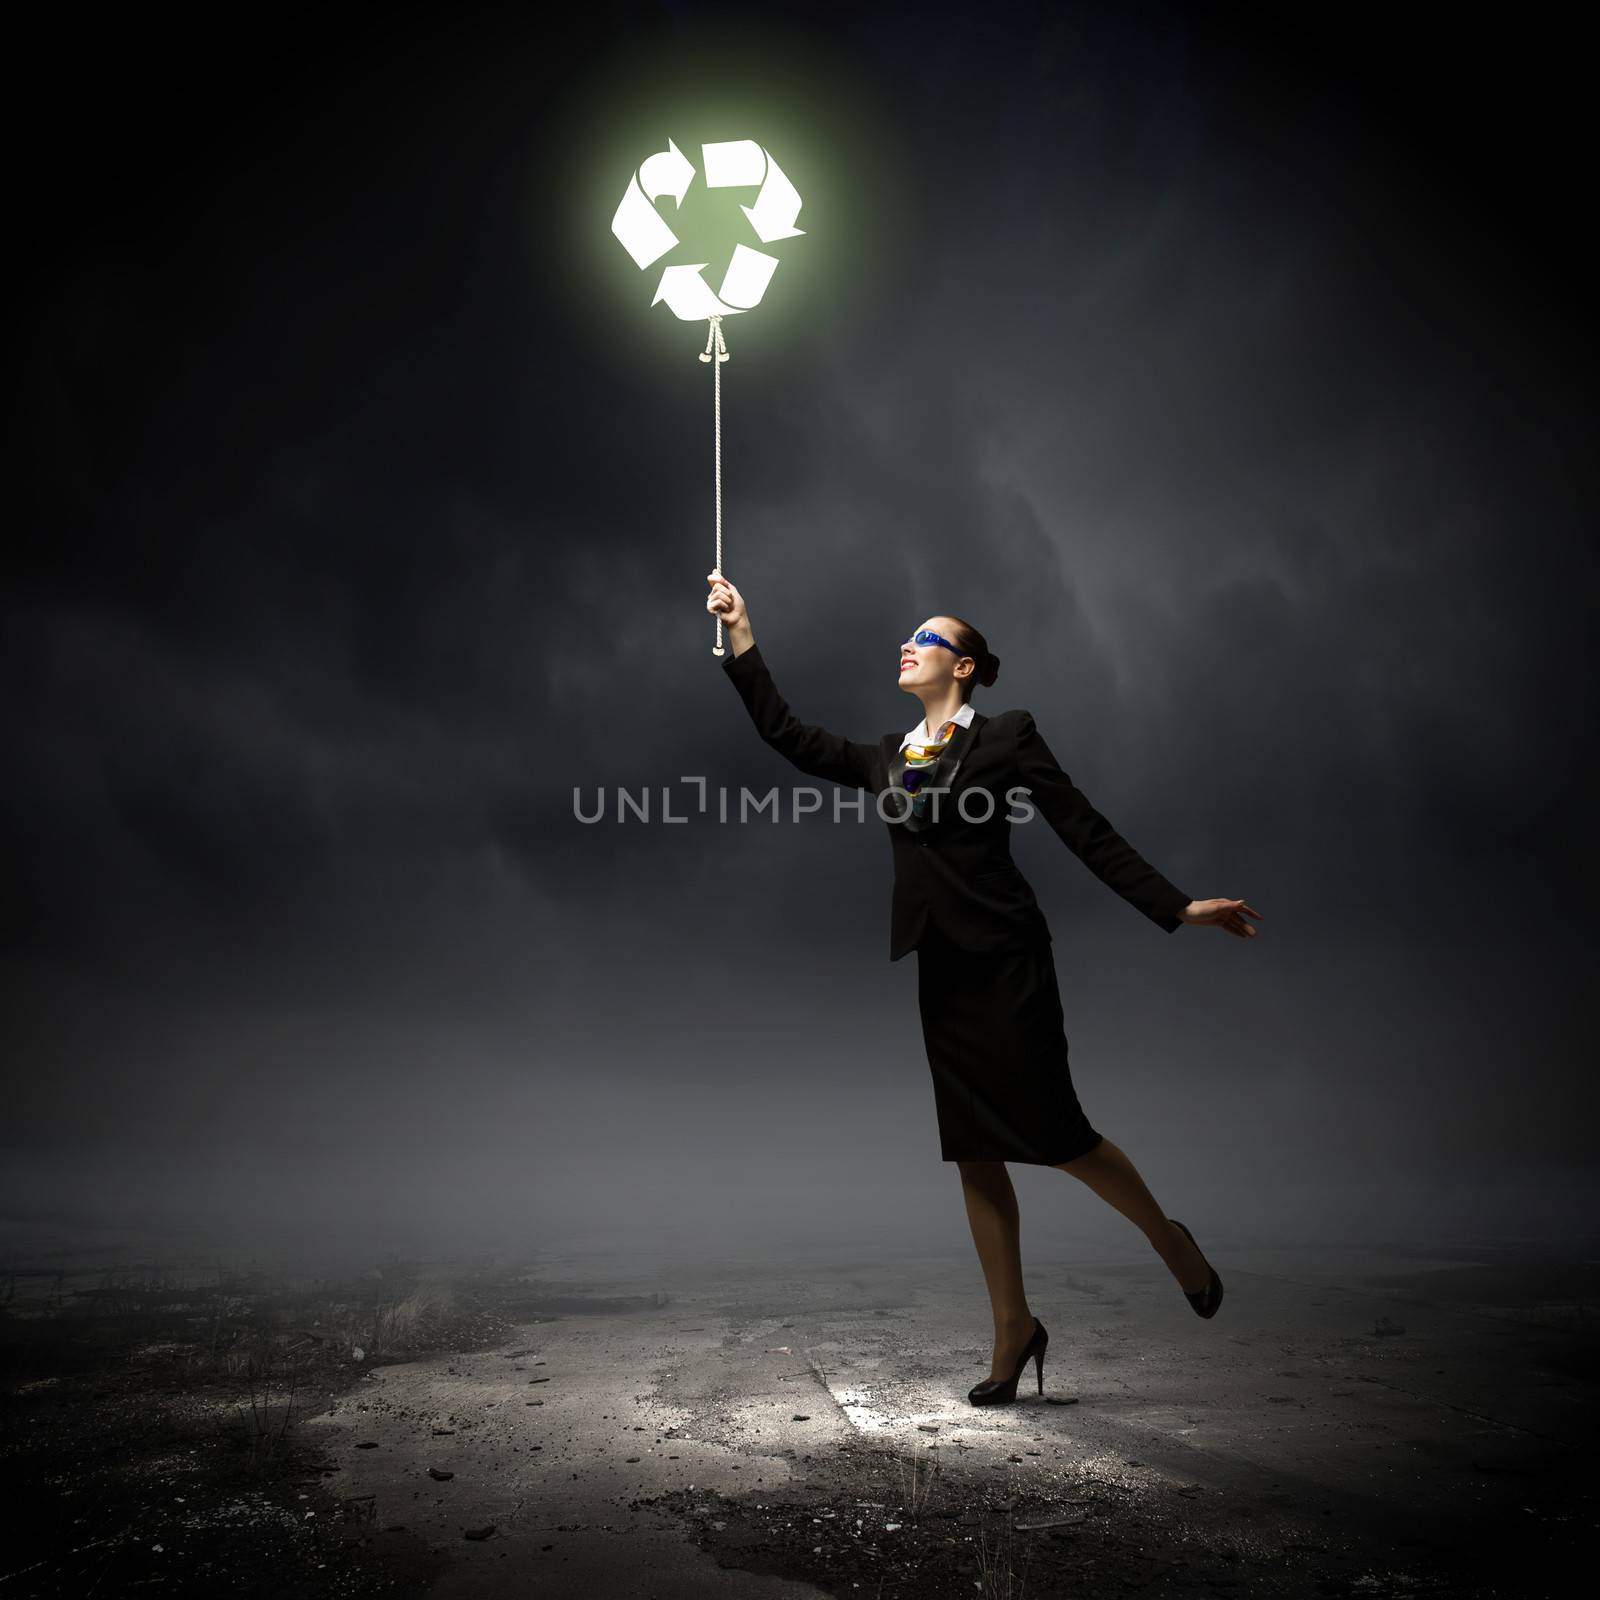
[{"xmin": 709, "ymin": 573, "xmax": 877, "ymax": 791}]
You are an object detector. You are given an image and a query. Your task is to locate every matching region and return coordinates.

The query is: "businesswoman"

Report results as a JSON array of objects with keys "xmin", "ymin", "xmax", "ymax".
[{"xmin": 706, "ymin": 572, "xmax": 1261, "ymax": 1406}]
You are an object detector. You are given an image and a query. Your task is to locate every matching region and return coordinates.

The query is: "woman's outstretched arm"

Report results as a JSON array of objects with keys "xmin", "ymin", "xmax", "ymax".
[
  {"xmin": 1012, "ymin": 708, "xmax": 1192, "ymax": 932},
  {"xmin": 708, "ymin": 572, "xmax": 878, "ymax": 792}
]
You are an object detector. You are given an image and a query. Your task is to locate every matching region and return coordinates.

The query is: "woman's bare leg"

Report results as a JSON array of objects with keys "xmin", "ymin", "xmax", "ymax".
[
  {"xmin": 956, "ymin": 1160, "xmax": 1043, "ymax": 1379},
  {"xmin": 1054, "ymin": 1137, "xmax": 1210, "ymax": 1293}
]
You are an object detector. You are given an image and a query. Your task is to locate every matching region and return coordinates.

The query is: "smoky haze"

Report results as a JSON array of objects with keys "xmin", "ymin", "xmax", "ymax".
[{"xmin": 6, "ymin": 0, "xmax": 1595, "ymax": 1273}]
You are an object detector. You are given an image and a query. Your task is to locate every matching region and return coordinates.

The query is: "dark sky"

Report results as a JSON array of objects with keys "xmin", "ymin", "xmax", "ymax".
[{"xmin": 6, "ymin": 1, "xmax": 1595, "ymax": 1265}]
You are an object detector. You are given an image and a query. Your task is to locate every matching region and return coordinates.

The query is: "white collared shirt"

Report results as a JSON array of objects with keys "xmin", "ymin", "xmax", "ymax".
[{"xmin": 899, "ymin": 700, "xmax": 976, "ymax": 752}]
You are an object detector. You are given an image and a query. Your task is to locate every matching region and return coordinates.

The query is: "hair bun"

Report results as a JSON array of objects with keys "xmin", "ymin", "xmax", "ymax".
[{"xmin": 980, "ymin": 652, "xmax": 1000, "ymax": 688}]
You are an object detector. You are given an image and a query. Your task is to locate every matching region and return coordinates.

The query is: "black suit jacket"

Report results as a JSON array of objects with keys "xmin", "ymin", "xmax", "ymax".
[{"xmin": 721, "ymin": 643, "xmax": 1191, "ymax": 961}]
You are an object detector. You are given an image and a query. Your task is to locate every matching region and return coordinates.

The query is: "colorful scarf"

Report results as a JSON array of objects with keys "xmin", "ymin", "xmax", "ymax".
[{"xmin": 902, "ymin": 718, "xmax": 960, "ymax": 820}]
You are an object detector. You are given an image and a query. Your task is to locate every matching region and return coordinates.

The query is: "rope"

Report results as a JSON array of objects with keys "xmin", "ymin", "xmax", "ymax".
[{"xmin": 698, "ymin": 315, "xmax": 729, "ymax": 655}]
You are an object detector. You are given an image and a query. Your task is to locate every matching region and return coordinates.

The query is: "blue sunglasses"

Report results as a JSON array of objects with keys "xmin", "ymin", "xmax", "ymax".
[{"xmin": 902, "ymin": 629, "xmax": 969, "ymax": 657}]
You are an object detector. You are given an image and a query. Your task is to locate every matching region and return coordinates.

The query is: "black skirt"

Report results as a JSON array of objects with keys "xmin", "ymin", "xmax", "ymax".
[{"xmin": 915, "ymin": 921, "xmax": 1104, "ymax": 1164}]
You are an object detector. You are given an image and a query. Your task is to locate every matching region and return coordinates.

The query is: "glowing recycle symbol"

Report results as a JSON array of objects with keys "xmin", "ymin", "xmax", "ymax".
[{"xmin": 610, "ymin": 138, "xmax": 805, "ymax": 321}]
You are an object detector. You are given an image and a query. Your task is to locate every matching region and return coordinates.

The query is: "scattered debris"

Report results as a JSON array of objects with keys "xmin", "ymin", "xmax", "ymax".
[{"xmin": 1016, "ymin": 1511, "xmax": 1090, "ymax": 1531}]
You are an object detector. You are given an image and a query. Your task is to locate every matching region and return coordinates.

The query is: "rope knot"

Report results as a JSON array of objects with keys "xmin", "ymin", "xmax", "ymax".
[{"xmin": 697, "ymin": 315, "xmax": 729, "ymax": 364}]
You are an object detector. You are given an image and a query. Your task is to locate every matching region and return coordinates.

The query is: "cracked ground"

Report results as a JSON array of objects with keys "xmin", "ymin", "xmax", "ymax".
[{"xmin": 2, "ymin": 1235, "xmax": 1592, "ymax": 1596}]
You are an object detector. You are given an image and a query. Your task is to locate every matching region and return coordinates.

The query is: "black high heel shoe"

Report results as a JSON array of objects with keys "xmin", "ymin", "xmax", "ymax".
[
  {"xmin": 1168, "ymin": 1218, "xmax": 1223, "ymax": 1317},
  {"xmin": 968, "ymin": 1316, "xmax": 1048, "ymax": 1406}
]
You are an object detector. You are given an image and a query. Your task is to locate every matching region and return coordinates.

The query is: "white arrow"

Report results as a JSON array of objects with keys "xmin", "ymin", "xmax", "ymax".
[
  {"xmin": 611, "ymin": 138, "xmax": 699, "ymax": 270},
  {"xmin": 702, "ymin": 139, "xmax": 806, "ymax": 244},
  {"xmin": 639, "ymin": 137, "xmax": 694, "ymax": 208},
  {"xmin": 651, "ymin": 264, "xmax": 745, "ymax": 321},
  {"xmin": 741, "ymin": 154, "xmax": 805, "ymax": 243}
]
